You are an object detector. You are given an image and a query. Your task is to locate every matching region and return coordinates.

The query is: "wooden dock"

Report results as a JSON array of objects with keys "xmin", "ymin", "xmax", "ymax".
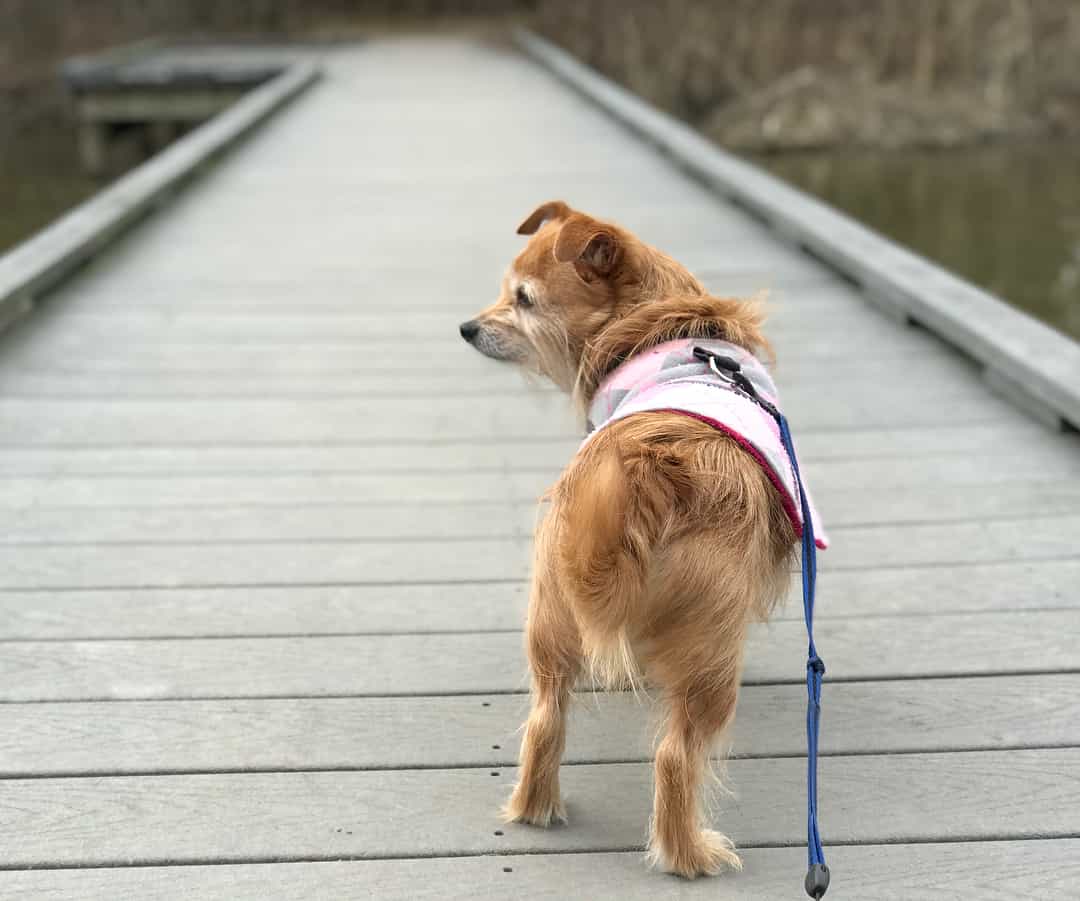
[{"xmin": 1, "ymin": 34, "xmax": 1079, "ymax": 899}]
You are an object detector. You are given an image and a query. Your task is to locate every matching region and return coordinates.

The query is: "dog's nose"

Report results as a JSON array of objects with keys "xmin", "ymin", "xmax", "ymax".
[{"xmin": 459, "ymin": 320, "xmax": 480, "ymax": 342}]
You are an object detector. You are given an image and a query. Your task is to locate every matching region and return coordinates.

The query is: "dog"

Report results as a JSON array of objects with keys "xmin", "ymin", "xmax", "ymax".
[{"xmin": 460, "ymin": 201, "xmax": 809, "ymax": 878}]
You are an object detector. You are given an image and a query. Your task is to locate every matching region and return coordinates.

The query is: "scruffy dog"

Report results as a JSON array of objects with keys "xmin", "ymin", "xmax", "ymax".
[{"xmin": 459, "ymin": 201, "xmax": 804, "ymax": 878}]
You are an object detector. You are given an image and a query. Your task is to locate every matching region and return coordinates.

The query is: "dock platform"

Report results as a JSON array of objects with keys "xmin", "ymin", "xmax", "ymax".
[{"xmin": 1, "ymin": 34, "xmax": 1078, "ymax": 899}]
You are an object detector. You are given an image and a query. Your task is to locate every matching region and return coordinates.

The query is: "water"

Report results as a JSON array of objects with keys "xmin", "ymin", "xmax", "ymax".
[
  {"xmin": 753, "ymin": 143, "xmax": 1080, "ymax": 341},
  {"xmin": 0, "ymin": 118, "xmax": 103, "ymax": 253},
  {"xmin": 0, "ymin": 115, "xmax": 148, "ymax": 255}
]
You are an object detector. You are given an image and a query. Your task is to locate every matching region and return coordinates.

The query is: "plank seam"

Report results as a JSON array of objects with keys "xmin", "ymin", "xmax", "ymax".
[
  {"xmin": 2, "ymin": 670, "xmax": 1079, "ymax": 704},
  {"xmin": 4, "ymin": 743, "xmax": 1080, "ymax": 780},
  {"xmin": 2, "ymin": 554, "xmax": 1078, "ymax": 592},
  {"xmin": 2, "ymin": 833, "xmax": 1079, "ymax": 872},
  {"xmin": 2, "ymin": 605, "xmax": 1080, "ymax": 641},
  {"xmin": 0, "ymin": 414, "xmax": 1018, "ymax": 449}
]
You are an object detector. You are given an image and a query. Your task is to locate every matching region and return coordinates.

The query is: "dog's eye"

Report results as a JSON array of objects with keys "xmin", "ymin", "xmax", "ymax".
[{"xmin": 515, "ymin": 285, "xmax": 533, "ymax": 307}]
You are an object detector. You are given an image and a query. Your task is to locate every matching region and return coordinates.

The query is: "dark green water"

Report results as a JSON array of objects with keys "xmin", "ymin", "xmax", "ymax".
[
  {"xmin": 0, "ymin": 118, "xmax": 104, "ymax": 253},
  {"xmin": 754, "ymin": 144, "xmax": 1080, "ymax": 341},
  {"xmin": 0, "ymin": 115, "xmax": 151, "ymax": 254}
]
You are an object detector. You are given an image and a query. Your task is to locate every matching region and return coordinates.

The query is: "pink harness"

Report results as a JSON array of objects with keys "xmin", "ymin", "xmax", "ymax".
[{"xmin": 584, "ymin": 337, "xmax": 828, "ymax": 549}]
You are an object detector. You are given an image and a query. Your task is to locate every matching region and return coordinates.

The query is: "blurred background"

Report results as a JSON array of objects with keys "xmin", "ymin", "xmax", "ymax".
[{"xmin": 2, "ymin": 0, "xmax": 1078, "ymax": 337}]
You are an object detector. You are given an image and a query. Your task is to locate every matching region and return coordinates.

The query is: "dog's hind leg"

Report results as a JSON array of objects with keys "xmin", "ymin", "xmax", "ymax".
[
  {"xmin": 647, "ymin": 653, "xmax": 744, "ymax": 878},
  {"xmin": 503, "ymin": 529, "xmax": 582, "ymax": 827}
]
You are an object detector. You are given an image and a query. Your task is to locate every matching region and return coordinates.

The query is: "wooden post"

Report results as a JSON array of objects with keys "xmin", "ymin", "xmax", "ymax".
[{"xmin": 77, "ymin": 120, "xmax": 109, "ymax": 176}]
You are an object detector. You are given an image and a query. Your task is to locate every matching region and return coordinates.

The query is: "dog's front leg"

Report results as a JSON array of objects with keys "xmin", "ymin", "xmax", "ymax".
[{"xmin": 503, "ymin": 556, "xmax": 581, "ymax": 827}]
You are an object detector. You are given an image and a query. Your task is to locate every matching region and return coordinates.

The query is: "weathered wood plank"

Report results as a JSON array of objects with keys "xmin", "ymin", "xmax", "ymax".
[
  {"xmin": 0, "ymin": 285, "xmax": 974, "ymax": 369},
  {"xmin": 0, "ymin": 504, "xmax": 533, "ymax": 545},
  {"xmin": 36, "ymin": 257, "xmax": 837, "ymax": 297},
  {"xmin": 1, "ymin": 841, "xmax": 1075, "ymax": 901},
  {"xmin": 0, "ymin": 421, "xmax": 1071, "ymax": 476},
  {"xmin": 0, "ymin": 674, "xmax": 1074, "ymax": 776},
  {"xmin": 0, "ymin": 471, "xmax": 534, "ymax": 507},
  {"xmin": 0, "ymin": 395, "xmax": 583, "ymax": 445},
  {"xmin": 0, "ymin": 502, "xmax": 1075, "ymax": 582},
  {"xmin": 0, "ymin": 387, "xmax": 1023, "ymax": 444},
  {"xmin": 7, "ymin": 298, "xmax": 948, "ymax": 343},
  {"xmin": 1, "ymin": 323, "xmax": 964, "ymax": 374},
  {"xmin": 29, "ymin": 254, "xmax": 839, "ymax": 317},
  {"xmin": 0, "ymin": 611, "xmax": 1076, "ymax": 701},
  {"xmin": 0, "ymin": 353, "xmax": 986, "ymax": 398},
  {"xmin": 16, "ymin": 324, "xmax": 954, "ymax": 371},
  {"xmin": 0, "ymin": 582, "xmax": 530, "ymax": 639},
  {"xmin": 823, "ymin": 515, "xmax": 1080, "ymax": 570},
  {"xmin": 0, "ymin": 539, "xmax": 539, "ymax": 589},
  {"xmin": 0, "ymin": 505, "xmax": 1077, "ymax": 589},
  {"xmin": 0, "ymin": 750, "xmax": 1075, "ymax": 866},
  {"xmin": 0, "ymin": 557, "xmax": 1076, "ymax": 640},
  {"xmin": 2, "ymin": 450, "xmax": 1077, "ymax": 509},
  {"xmin": 25, "ymin": 234, "xmax": 827, "ymax": 288},
  {"xmin": 0, "ymin": 278, "xmax": 857, "ymax": 322}
]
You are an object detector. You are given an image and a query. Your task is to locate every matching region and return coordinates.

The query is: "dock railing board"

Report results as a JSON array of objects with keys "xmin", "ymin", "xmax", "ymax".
[
  {"xmin": 59, "ymin": 36, "xmax": 171, "ymax": 87},
  {"xmin": 0, "ymin": 54, "xmax": 319, "ymax": 335},
  {"xmin": 62, "ymin": 41, "xmax": 294, "ymax": 92},
  {"xmin": 61, "ymin": 41, "xmax": 316, "ymax": 173},
  {"xmin": 515, "ymin": 28, "xmax": 1080, "ymax": 433}
]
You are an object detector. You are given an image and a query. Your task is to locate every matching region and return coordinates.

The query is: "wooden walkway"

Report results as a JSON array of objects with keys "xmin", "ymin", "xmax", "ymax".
[{"xmin": 1, "ymin": 35, "xmax": 1079, "ymax": 899}]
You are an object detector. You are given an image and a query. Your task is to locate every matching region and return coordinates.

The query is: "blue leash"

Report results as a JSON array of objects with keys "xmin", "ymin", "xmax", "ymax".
[
  {"xmin": 694, "ymin": 348, "xmax": 830, "ymax": 899},
  {"xmin": 778, "ymin": 415, "xmax": 830, "ymax": 900}
]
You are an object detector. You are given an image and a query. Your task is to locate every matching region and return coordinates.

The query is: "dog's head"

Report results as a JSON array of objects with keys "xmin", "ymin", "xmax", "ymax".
[{"xmin": 459, "ymin": 201, "xmax": 702, "ymax": 391}]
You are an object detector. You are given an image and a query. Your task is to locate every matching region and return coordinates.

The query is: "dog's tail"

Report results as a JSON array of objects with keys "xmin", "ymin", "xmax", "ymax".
[{"xmin": 552, "ymin": 424, "xmax": 683, "ymax": 690}]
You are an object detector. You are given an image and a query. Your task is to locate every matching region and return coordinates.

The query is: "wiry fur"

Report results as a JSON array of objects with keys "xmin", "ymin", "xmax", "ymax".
[{"xmin": 461, "ymin": 201, "xmax": 796, "ymax": 879}]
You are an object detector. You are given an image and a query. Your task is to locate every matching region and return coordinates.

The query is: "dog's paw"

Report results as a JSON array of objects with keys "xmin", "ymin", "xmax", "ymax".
[
  {"xmin": 501, "ymin": 783, "xmax": 567, "ymax": 828},
  {"xmin": 647, "ymin": 829, "xmax": 742, "ymax": 879}
]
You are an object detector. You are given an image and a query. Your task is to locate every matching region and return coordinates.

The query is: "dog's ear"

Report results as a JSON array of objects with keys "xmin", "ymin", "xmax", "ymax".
[
  {"xmin": 516, "ymin": 200, "xmax": 572, "ymax": 236},
  {"xmin": 553, "ymin": 214, "xmax": 621, "ymax": 280}
]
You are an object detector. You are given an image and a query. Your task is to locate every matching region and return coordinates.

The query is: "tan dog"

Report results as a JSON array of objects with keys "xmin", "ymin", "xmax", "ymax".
[{"xmin": 460, "ymin": 201, "xmax": 796, "ymax": 877}]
